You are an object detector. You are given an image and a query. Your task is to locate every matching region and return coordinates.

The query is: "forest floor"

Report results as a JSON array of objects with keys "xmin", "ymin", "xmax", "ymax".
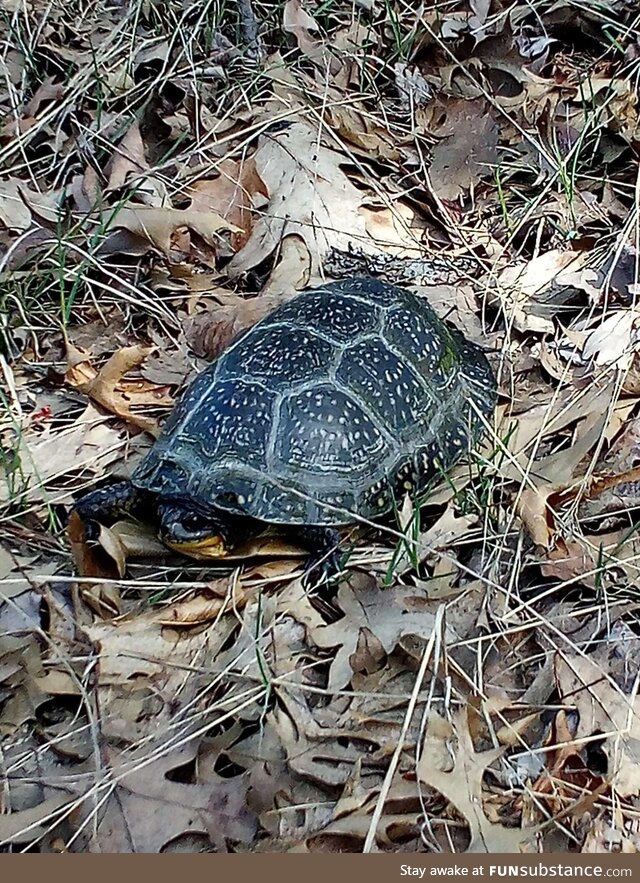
[{"xmin": 2, "ymin": 0, "xmax": 640, "ymax": 854}]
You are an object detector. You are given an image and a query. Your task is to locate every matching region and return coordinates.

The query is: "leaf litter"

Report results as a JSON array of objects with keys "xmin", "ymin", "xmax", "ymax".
[{"xmin": 2, "ymin": 0, "xmax": 640, "ymax": 855}]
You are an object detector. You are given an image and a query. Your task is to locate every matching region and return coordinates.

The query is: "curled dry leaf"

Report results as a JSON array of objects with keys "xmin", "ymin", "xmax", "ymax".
[
  {"xmin": 106, "ymin": 120, "xmax": 168, "ymax": 206},
  {"xmin": 261, "ymin": 234, "xmax": 311, "ymax": 295},
  {"xmin": 66, "ymin": 344, "xmax": 172, "ymax": 435},
  {"xmin": 283, "ymin": 0, "xmax": 321, "ymax": 53},
  {"xmin": 68, "ymin": 510, "xmax": 121, "ymax": 580},
  {"xmin": 326, "ymin": 105, "xmax": 401, "ymax": 164},
  {"xmin": 516, "ymin": 485, "xmax": 557, "ymax": 548},
  {"xmin": 67, "ymin": 511, "xmax": 123, "ymax": 618},
  {"xmin": 282, "ymin": 0, "xmax": 341, "ymax": 72},
  {"xmin": 581, "ymin": 309, "xmax": 640, "ymax": 392},
  {"xmin": 185, "ymin": 157, "xmax": 266, "ymax": 252},
  {"xmin": 111, "ymin": 205, "xmax": 238, "ymax": 255},
  {"xmin": 494, "ymin": 249, "xmax": 588, "ymax": 334},
  {"xmin": 183, "ymin": 293, "xmax": 289, "ymax": 360},
  {"xmin": 110, "ymin": 519, "xmax": 166, "ymax": 559}
]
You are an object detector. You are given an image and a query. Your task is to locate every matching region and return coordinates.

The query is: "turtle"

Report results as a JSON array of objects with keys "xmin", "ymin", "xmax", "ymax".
[{"xmin": 74, "ymin": 277, "xmax": 496, "ymax": 580}]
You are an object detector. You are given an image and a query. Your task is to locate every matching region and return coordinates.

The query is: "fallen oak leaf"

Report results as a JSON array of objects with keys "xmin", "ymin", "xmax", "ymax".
[
  {"xmin": 66, "ymin": 344, "xmax": 171, "ymax": 435},
  {"xmin": 185, "ymin": 157, "xmax": 265, "ymax": 252},
  {"xmin": 283, "ymin": 0, "xmax": 320, "ymax": 47},
  {"xmin": 106, "ymin": 120, "xmax": 147, "ymax": 190},
  {"xmin": 227, "ymin": 121, "xmax": 369, "ymax": 277},
  {"xmin": 94, "ymin": 747, "xmax": 236, "ymax": 853},
  {"xmin": 106, "ymin": 120, "xmax": 168, "ymax": 206},
  {"xmin": 111, "ymin": 205, "xmax": 239, "ymax": 254},
  {"xmin": 417, "ymin": 708, "xmax": 532, "ymax": 853},
  {"xmin": 428, "ymin": 99, "xmax": 499, "ymax": 201},
  {"xmin": 309, "ymin": 573, "xmax": 455, "ymax": 691},
  {"xmin": 554, "ymin": 653, "xmax": 640, "ymax": 798},
  {"xmin": 0, "ymin": 794, "xmax": 79, "ymax": 845}
]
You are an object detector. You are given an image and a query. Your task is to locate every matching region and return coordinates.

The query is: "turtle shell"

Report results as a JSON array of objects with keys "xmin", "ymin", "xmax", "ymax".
[{"xmin": 133, "ymin": 277, "xmax": 496, "ymax": 525}]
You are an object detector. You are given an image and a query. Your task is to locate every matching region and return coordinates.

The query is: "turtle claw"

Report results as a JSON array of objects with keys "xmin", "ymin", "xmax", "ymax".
[
  {"xmin": 302, "ymin": 546, "xmax": 343, "ymax": 589},
  {"xmin": 81, "ymin": 519, "xmax": 101, "ymax": 542},
  {"xmin": 293, "ymin": 526, "xmax": 344, "ymax": 591}
]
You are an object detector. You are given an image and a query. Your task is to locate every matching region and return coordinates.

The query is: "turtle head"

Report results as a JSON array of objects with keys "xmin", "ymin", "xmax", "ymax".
[{"xmin": 157, "ymin": 500, "xmax": 229, "ymax": 559}]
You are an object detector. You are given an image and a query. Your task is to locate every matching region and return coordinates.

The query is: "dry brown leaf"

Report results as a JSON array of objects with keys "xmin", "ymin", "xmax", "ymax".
[
  {"xmin": 66, "ymin": 344, "xmax": 171, "ymax": 435},
  {"xmin": 95, "ymin": 748, "xmax": 234, "ymax": 853},
  {"xmin": 310, "ymin": 574, "xmax": 453, "ymax": 691},
  {"xmin": 326, "ymin": 105, "xmax": 401, "ymax": 163},
  {"xmin": 0, "ymin": 794, "xmax": 77, "ymax": 845},
  {"xmin": 499, "ymin": 382, "xmax": 615, "ymax": 485},
  {"xmin": 67, "ymin": 509, "xmax": 122, "ymax": 581},
  {"xmin": 85, "ymin": 608, "xmax": 238, "ymax": 744},
  {"xmin": 186, "ymin": 158, "xmax": 265, "ymax": 251},
  {"xmin": 106, "ymin": 120, "xmax": 147, "ymax": 190},
  {"xmin": 428, "ymin": 100, "xmax": 499, "ymax": 200},
  {"xmin": 395, "ymin": 506, "xmax": 479, "ymax": 575},
  {"xmin": 112, "ymin": 205, "xmax": 238, "ymax": 255},
  {"xmin": 227, "ymin": 121, "xmax": 369, "ymax": 277},
  {"xmin": 516, "ymin": 484, "xmax": 557, "ymax": 548},
  {"xmin": 0, "ymin": 178, "xmax": 31, "ymax": 230},
  {"xmin": 555, "ymin": 653, "xmax": 640, "ymax": 797},
  {"xmin": 538, "ymin": 539, "xmax": 596, "ymax": 584},
  {"xmin": 183, "ymin": 294, "xmax": 289, "ymax": 360},
  {"xmin": 583, "ymin": 310, "xmax": 640, "ymax": 369},
  {"xmin": 494, "ymin": 248, "xmax": 589, "ymax": 334},
  {"xmin": 282, "ymin": 0, "xmax": 340, "ymax": 71},
  {"xmin": 283, "ymin": 0, "xmax": 321, "ymax": 53},
  {"xmin": 0, "ymin": 633, "xmax": 47, "ymax": 733},
  {"xmin": 262, "ymin": 234, "xmax": 311, "ymax": 295},
  {"xmin": 110, "ymin": 519, "xmax": 166, "ymax": 558},
  {"xmin": 106, "ymin": 120, "xmax": 168, "ymax": 206},
  {"xmin": 1, "ymin": 404, "xmax": 125, "ymax": 506},
  {"xmin": 417, "ymin": 708, "xmax": 533, "ymax": 853}
]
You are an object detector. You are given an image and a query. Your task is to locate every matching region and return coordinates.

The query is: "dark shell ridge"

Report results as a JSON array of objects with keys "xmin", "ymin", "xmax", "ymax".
[{"xmin": 133, "ymin": 277, "xmax": 496, "ymax": 525}]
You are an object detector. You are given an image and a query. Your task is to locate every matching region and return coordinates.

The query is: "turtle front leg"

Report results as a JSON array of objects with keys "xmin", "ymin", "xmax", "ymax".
[
  {"xmin": 73, "ymin": 481, "xmax": 147, "ymax": 532},
  {"xmin": 290, "ymin": 525, "xmax": 344, "ymax": 587}
]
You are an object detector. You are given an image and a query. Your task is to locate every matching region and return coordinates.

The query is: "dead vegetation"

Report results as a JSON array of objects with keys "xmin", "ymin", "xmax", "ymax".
[{"xmin": 2, "ymin": 0, "xmax": 640, "ymax": 855}]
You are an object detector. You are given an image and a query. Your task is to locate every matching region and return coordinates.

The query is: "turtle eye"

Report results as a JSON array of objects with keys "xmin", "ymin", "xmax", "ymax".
[{"xmin": 182, "ymin": 513, "xmax": 207, "ymax": 532}]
